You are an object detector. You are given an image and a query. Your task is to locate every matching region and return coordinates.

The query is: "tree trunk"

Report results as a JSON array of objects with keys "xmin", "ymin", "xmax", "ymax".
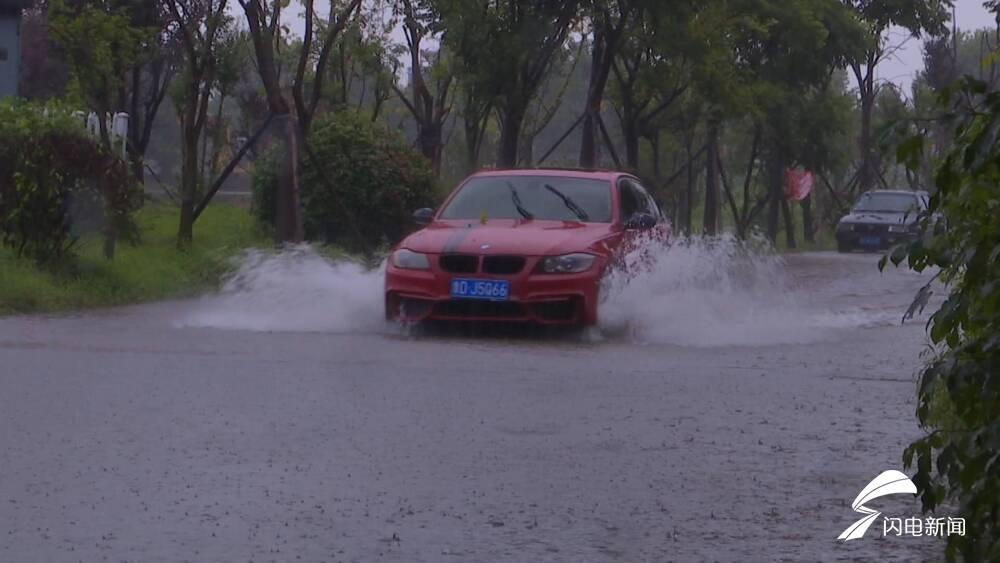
[
  {"xmin": 858, "ymin": 91, "xmax": 874, "ymax": 194},
  {"xmin": 274, "ymin": 115, "xmax": 304, "ymax": 243},
  {"xmin": 519, "ymin": 135, "xmax": 534, "ymax": 167},
  {"xmin": 128, "ymin": 66, "xmax": 144, "ymax": 182},
  {"xmin": 464, "ymin": 110, "xmax": 487, "ymax": 175},
  {"xmin": 578, "ymin": 29, "xmax": 603, "ymax": 169},
  {"xmin": 209, "ymin": 93, "xmax": 228, "ymax": 179},
  {"xmin": 579, "ymin": 13, "xmax": 626, "ymax": 169},
  {"xmin": 684, "ymin": 139, "xmax": 695, "ymax": 235},
  {"xmin": 649, "ymin": 131, "xmax": 660, "ymax": 178},
  {"xmin": 465, "ymin": 130, "xmax": 480, "ymax": 175},
  {"xmin": 801, "ymin": 194, "xmax": 815, "ymax": 244},
  {"xmin": 766, "ymin": 151, "xmax": 783, "ymax": 243},
  {"xmin": 580, "ymin": 110, "xmax": 598, "ymax": 168},
  {"xmin": 498, "ymin": 106, "xmax": 525, "ymax": 168},
  {"xmin": 130, "ymin": 152, "xmax": 145, "ymax": 184},
  {"xmin": 242, "ymin": 9, "xmax": 302, "ymax": 243},
  {"xmin": 623, "ymin": 114, "xmax": 640, "ymax": 170},
  {"xmin": 781, "ymin": 197, "xmax": 796, "ymax": 249},
  {"xmin": 702, "ymin": 119, "xmax": 720, "ymax": 235},
  {"xmin": 418, "ymin": 122, "xmax": 443, "ymax": 177},
  {"xmin": 178, "ymin": 122, "xmax": 198, "ymax": 247}
]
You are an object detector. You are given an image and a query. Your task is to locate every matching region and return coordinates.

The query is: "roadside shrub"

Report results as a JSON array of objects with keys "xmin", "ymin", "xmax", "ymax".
[
  {"xmin": 0, "ymin": 100, "xmax": 143, "ymax": 265},
  {"xmin": 251, "ymin": 110, "xmax": 436, "ymax": 254},
  {"xmin": 891, "ymin": 75, "xmax": 1000, "ymax": 562}
]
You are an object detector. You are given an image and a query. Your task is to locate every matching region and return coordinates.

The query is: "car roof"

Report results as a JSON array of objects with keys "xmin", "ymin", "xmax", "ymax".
[{"xmin": 470, "ymin": 167, "xmax": 626, "ymax": 181}]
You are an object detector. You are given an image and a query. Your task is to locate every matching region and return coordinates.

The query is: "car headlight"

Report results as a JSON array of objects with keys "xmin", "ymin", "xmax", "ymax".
[
  {"xmin": 888, "ymin": 225, "xmax": 908, "ymax": 233},
  {"xmin": 392, "ymin": 249, "xmax": 430, "ymax": 270},
  {"xmin": 537, "ymin": 253, "xmax": 596, "ymax": 274},
  {"xmin": 837, "ymin": 222, "xmax": 855, "ymax": 232}
]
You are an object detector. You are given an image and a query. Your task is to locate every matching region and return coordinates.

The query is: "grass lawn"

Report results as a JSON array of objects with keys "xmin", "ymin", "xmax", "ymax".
[{"xmin": 0, "ymin": 204, "xmax": 267, "ymax": 315}]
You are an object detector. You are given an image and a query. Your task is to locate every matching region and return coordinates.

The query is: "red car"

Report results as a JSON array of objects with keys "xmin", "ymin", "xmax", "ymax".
[{"xmin": 384, "ymin": 168, "xmax": 670, "ymax": 326}]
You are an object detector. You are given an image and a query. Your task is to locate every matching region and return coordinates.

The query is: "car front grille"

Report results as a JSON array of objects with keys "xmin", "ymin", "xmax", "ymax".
[
  {"xmin": 433, "ymin": 299, "xmax": 527, "ymax": 319},
  {"xmin": 482, "ymin": 255, "xmax": 526, "ymax": 275},
  {"xmin": 439, "ymin": 254, "xmax": 527, "ymax": 274},
  {"xmin": 853, "ymin": 223, "xmax": 888, "ymax": 234},
  {"xmin": 439, "ymin": 254, "xmax": 479, "ymax": 273}
]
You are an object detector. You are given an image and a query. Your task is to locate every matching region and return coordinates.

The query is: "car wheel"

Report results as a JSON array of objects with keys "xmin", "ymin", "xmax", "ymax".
[{"xmin": 837, "ymin": 241, "xmax": 851, "ymax": 253}]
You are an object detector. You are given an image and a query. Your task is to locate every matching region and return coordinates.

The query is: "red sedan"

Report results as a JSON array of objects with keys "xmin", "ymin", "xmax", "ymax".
[{"xmin": 384, "ymin": 168, "xmax": 670, "ymax": 326}]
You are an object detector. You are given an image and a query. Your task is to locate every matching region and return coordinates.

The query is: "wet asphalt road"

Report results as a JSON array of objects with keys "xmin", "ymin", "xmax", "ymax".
[{"xmin": 1, "ymin": 252, "xmax": 945, "ymax": 562}]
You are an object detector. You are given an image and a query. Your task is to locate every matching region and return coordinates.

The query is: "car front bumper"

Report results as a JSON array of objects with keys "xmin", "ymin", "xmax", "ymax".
[
  {"xmin": 385, "ymin": 256, "xmax": 605, "ymax": 325},
  {"xmin": 835, "ymin": 228, "xmax": 917, "ymax": 251}
]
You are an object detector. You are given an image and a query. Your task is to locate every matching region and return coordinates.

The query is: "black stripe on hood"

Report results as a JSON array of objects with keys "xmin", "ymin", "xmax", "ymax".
[{"xmin": 442, "ymin": 223, "xmax": 479, "ymax": 253}]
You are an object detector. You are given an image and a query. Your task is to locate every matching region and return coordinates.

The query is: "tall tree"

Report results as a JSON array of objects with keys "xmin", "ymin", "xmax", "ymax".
[
  {"xmin": 842, "ymin": 0, "xmax": 950, "ymax": 194},
  {"xmin": 391, "ymin": 0, "xmax": 453, "ymax": 176},
  {"xmin": 457, "ymin": 81, "xmax": 494, "ymax": 174},
  {"xmin": 124, "ymin": 0, "xmax": 177, "ymax": 183},
  {"xmin": 730, "ymin": 0, "xmax": 865, "ymax": 243},
  {"xmin": 440, "ymin": 0, "xmax": 582, "ymax": 167},
  {"xmin": 578, "ymin": 0, "xmax": 634, "ymax": 168},
  {"xmin": 520, "ymin": 38, "xmax": 583, "ymax": 166},
  {"xmin": 291, "ymin": 0, "xmax": 363, "ymax": 136},
  {"xmin": 236, "ymin": 0, "xmax": 296, "ymax": 242},
  {"xmin": 163, "ymin": 0, "xmax": 229, "ymax": 246},
  {"xmin": 238, "ymin": 0, "xmax": 362, "ymax": 242}
]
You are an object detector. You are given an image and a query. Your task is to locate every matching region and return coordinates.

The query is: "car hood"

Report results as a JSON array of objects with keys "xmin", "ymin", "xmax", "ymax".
[
  {"xmin": 839, "ymin": 211, "xmax": 917, "ymax": 225},
  {"xmin": 400, "ymin": 219, "xmax": 617, "ymax": 256}
]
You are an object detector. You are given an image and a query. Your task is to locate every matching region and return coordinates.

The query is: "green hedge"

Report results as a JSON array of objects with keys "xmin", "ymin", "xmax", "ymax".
[
  {"xmin": 252, "ymin": 111, "xmax": 436, "ymax": 254},
  {"xmin": 0, "ymin": 99, "xmax": 142, "ymax": 265}
]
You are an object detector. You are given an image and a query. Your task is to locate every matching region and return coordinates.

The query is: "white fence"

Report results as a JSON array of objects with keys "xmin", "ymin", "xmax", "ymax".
[{"xmin": 72, "ymin": 111, "xmax": 129, "ymax": 159}]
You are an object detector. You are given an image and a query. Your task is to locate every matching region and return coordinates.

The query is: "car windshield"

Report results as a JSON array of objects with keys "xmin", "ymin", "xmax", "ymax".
[
  {"xmin": 439, "ymin": 176, "xmax": 612, "ymax": 223},
  {"xmin": 853, "ymin": 193, "xmax": 920, "ymax": 213}
]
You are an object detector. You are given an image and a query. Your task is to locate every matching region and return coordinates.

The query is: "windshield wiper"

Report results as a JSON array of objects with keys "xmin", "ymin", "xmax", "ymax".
[
  {"xmin": 543, "ymin": 183, "xmax": 589, "ymax": 221},
  {"xmin": 505, "ymin": 181, "xmax": 534, "ymax": 220}
]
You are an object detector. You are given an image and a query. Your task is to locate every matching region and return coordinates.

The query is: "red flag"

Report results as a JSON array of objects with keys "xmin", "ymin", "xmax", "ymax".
[{"xmin": 784, "ymin": 169, "xmax": 814, "ymax": 201}]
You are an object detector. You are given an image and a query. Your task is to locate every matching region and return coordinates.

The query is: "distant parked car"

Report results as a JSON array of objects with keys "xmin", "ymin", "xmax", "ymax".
[{"xmin": 835, "ymin": 190, "xmax": 929, "ymax": 252}]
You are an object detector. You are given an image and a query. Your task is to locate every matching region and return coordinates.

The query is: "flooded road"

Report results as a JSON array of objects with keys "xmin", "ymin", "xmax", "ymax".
[{"xmin": 0, "ymin": 252, "xmax": 945, "ymax": 562}]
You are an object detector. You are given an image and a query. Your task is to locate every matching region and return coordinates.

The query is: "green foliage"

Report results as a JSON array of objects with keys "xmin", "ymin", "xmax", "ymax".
[
  {"xmin": 0, "ymin": 100, "xmax": 143, "ymax": 265},
  {"xmin": 437, "ymin": 0, "xmax": 580, "ymax": 106},
  {"xmin": 49, "ymin": 0, "xmax": 149, "ymax": 143},
  {"xmin": 252, "ymin": 111, "xmax": 437, "ymax": 254},
  {"xmin": 889, "ymin": 75, "xmax": 1000, "ymax": 562},
  {"xmin": 843, "ymin": 0, "xmax": 951, "ymax": 38},
  {"xmin": 0, "ymin": 204, "xmax": 265, "ymax": 314}
]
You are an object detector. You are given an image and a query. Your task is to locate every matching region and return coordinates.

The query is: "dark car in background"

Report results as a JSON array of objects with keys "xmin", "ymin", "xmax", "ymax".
[{"xmin": 835, "ymin": 190, "xmax": 929, "ymax": 252}]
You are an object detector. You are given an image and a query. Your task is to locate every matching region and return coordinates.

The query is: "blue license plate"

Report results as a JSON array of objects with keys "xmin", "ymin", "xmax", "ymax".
[
  {"xmin": 860, "ymin": 236, "xmax": 881, "ymax": 246},
  {"xmin": 450, "ymin": 278, "xmax": 510, "ymax": 301}
]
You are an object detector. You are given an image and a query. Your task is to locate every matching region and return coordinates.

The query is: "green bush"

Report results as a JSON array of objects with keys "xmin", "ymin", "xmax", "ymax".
[
  {"xmin": 891, "ymin": 75, "xmax": 1000, "ymax": 562},
  {"xmin": 251, "ymin": 110, "xmax": 436, "ymax": 254},
  {"xmin": 0, "ymin": 99, "xmax": 142, "ymax": 265}
]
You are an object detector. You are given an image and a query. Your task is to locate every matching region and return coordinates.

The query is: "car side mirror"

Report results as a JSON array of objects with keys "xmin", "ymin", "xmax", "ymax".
[
  {"xmin": 413, "ymin": 208, "xmax": 435, "ymax": 226},
  {"xmin": 624, "ymin": 212, "xmax": 657, "ymax": 230}
]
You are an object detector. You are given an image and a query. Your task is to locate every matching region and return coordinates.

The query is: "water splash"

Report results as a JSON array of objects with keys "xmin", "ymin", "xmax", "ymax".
[
  {"xmin": 598, "ymin": 235, "xmax": 895, "ymax": 347},
  {"xmin": 177, "ymin": 246, "xmax": 386, "ymax": 333},
  {"xmin": 177, "ymin": 239, "xmax": 901, "ymax": 345}
]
